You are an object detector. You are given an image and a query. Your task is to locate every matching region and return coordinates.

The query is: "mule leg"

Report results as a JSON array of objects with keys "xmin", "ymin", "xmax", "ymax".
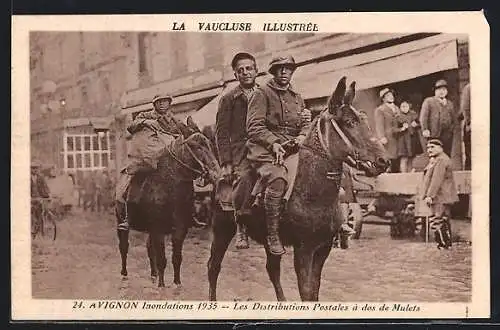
[
  {"xmin": 310, "ymin": 240, "xmax": 333, "ymax": 301},
  {"xmin": 293, "ymin": 244, "xmax": 315, "ymax": 301},
  {"xmin": 150, "ymin": 232, "xmax": 167, "ymax": 287},
  {"xmin": 118, "ymin": 229, "xmax": 129, "ymax": 278},
  {"xmin": 146, "ymin": 234, "xmax": 158, "ymax": 283},
  {"xmin": 207, "ymin": 209, "xmax": 236, "ymax": 301},
  {"xmin": 265, "ymin": 245, "xmax": 286, "ymax": 301},
  {"xmin": 171, "ymin": 226, "xmax": 188, "ymax": 287},
  {"xmin": 116, "ymin": 203, "xmax": 129, "ymax": 279}
]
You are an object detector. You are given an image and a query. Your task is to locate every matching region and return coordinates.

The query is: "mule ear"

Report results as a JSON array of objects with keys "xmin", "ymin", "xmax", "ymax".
[
  {"xmin": 343, "ymin": 81, "xmax": 356, "ymax": 105},
  {"xmin": 186, "ymin": 116, "xmax": 201, "ymax": 133},
  {"xmin": 328, "ymin": 76, "xmax": 347, "ymax": 114}
]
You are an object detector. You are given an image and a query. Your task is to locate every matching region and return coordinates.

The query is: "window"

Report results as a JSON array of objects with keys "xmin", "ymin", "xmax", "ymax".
[
  {"xmin": 81, "ymin": 85, "xmax": 88, "ymax": 104},
  {"xmin": 63, "ymin": 132, "xmax": 111, "ymax": 171}
]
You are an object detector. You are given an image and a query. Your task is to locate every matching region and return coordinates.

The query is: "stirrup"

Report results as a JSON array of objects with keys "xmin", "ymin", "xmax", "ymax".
[{"xmin": 267, "ymin": 236, "xmax": 285, "ymax": 255}]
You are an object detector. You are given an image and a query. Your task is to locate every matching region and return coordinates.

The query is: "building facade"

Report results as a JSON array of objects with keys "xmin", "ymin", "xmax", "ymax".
[
  {"xmin": 30, "ymin": 32, "xmax": 134, "ymax": 180},
  {"xmin": 118, "ymin": 32, "xmax": 470, "ymax": 172}
]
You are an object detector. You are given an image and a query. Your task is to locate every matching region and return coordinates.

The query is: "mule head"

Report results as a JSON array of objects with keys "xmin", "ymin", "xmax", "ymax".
[
  {"xmin": 319, "ymin": 76, "xmax": 389, "ymax": 176},
  {"xmin": 182, "ymin": 131, "xmax": 222, "ymax": 185}
]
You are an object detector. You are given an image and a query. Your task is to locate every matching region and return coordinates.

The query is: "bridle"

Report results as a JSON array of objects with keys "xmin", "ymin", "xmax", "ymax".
[
  {"xmin": 166, "ymin": 133, "xmax": 210, "ymax": 180},
  {"xmin": 313, "ymin": 105, "xmax": 360, "ymax": 167}
]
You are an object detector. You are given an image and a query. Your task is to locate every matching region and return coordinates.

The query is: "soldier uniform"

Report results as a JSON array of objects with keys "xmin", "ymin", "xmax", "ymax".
[
  {"xmin": 246, "ymin": 55, "xmax": 311, "ymax": 255},
  {"xmin": 216, "ymin": 53, "xmax": 259, "ymax": 249},
  {"xmin": 117, "ymin": 93, "xmax": 179, "ymax": 231}
]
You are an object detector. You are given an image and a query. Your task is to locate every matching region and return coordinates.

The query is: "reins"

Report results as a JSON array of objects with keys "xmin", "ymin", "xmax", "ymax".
[{"xmin": 166, "ymin": 134, "xmax": 207, "ymax": 177}]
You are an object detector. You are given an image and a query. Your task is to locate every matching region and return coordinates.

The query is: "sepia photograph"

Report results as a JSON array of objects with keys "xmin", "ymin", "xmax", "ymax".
[{"xmin": 12, "ymin": 12, "xmax": 489, "ymax": 320}]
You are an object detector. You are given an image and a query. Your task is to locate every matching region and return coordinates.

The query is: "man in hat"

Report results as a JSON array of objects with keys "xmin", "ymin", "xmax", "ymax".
[
  {"xmin": 117, "ymin": 93, "xmax": 181, "ymax": 231},
  {"xmin": 420, "ymin": 79, "xmax": 457, "ymax": 156},
  {"xmin": 246, "ymin": 55, "xmax": 312, "ymax": 255},
  {"xmin": 215, "ymin": 52, "xmax": 259, "ymax": 249},
  {"xmin": 374, "ymin": 87, "xmax": 401, "ymax": 173},
  {"xmin": 421, "ymin": 138, "xmax": 459, "ymax": 249}
]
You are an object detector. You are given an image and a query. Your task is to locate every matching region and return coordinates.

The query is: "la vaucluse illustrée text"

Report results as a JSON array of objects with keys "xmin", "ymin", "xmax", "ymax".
[
  {"xmin": 170, "ymin": 22, "xmax": 320, "ymax": 32},
  {"xmin": 71, "ymin": 301, "xmax": 421, "ymax": 313}
]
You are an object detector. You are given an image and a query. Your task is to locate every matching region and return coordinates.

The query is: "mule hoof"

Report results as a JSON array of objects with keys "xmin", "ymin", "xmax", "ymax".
[
  {"xmin": 151, "ymin": 276, "xmax": 157, "ymax": 284},
  {"xmin": 121, "ymin": 275, "xmax": 128, "ymax": 281}
]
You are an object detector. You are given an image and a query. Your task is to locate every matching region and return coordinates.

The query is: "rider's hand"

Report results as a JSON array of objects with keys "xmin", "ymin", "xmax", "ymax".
[
  {"xmin": 380, "ymin": 137, "xmax": 388, "ymax": 145},
  {"xmin": 295, "ymin": 135, "xmax": 306, "ymax": 146},
  {"xmin": 411, "ymin": 121, "xmax": 418, "ymax": 128},
  {"xmin": 221, "ymin": 164, "xmax": 233, "ymax": 180},
  {"xmin": 424, "ymin": 196, "xmax": 433, "ymax": 205},
  {"xmin": 422, "ymin": 129, "xmax": 431, "ymax": 138},
  {"xmin": 301, "ymin": 108, "xmax": 312, "ymax": 123},
  {"xmin": 272, "ymin": 143, "xmax": 286, "ymax": 165}
]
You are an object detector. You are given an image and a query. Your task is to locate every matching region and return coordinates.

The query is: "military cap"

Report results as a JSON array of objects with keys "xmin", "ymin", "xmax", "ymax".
[
  {"xmin": 268, "ymin": 55, "xmax": 296, "ymax": 74},
  {"xmin": 231, "ymin": 52, "xmax": 256, "ymax": 69},
  {"xmin": 427, "ymin": 138, "xmax": 443, "ymax": 147},
  {"xmin": 152, "ymin": 93, "xmax": 173, "ymax": 104},
  {"xmin": 434, "ymin": 79, "xmax": 448, "ymax": 90},
  {"xmin": 379, "ymin": 87, "xmax": 395, "ymax": 99}
]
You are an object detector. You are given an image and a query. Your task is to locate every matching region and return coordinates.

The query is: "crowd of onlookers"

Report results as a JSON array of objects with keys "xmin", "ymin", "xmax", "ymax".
[{"xmin": 374, "ymin": 79, "xmax": 471, "ymax": 173}]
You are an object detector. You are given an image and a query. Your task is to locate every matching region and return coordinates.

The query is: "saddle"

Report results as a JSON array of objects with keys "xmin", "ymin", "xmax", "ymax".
[
  {"xmin": 216, "ymin": 153, "xmax": 299, "ymax": 211},
  {"xmin": 115, "ymin": 168, "xmax": 150, "ymax": 204}
]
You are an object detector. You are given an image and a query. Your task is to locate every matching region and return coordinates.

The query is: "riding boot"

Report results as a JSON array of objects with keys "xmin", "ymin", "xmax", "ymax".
[
  {"xmin": 264, "ymin": 180, "xmax": 286, "ymax": 256},
  {"xmin": 235, "ymin": 220, "xmax": 249, "ymax": 249}
]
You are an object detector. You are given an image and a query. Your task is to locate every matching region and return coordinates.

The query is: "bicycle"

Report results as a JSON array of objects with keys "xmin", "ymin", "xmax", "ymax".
[{"xmin": 31, "ymin": 197, "xmax": 57, "ymax": 241}]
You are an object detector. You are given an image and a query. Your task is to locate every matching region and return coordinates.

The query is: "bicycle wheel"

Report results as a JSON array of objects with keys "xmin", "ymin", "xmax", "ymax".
[{"xmin": 42, "ymin": 211, "xmax": 57, "ymax": 241}]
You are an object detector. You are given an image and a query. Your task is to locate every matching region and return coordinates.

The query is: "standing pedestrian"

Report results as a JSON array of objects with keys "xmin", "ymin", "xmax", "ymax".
[
  {"xmin": 420, "ymin": 79, "xmax": 457, "ymax": 157},
  {"xmin": 374, "ymin": 87, "xmax": 400, "ymax": 173},
  {"xmin": 396, "ymin": 100, "xmax": 423, "ymax": 172},
  {"xmin": 421, "ymin": 139, "xmax": 459, "ymax": 249},
  {"xmin": 460, "ymin": 83, "xmax": 471, "ymax": 170}
]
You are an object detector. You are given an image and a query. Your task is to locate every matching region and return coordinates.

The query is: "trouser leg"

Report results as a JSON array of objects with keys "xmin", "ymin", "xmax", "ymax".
[{"xmin": 264, "ymin": 179, "xmax": 287, "ymax": 256}]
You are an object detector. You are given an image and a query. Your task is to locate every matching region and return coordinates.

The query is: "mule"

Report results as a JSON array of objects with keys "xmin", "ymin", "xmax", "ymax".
[
  {"xmin": 116, "ymin": 117, "xmax": 221, "ymax": 288},
  {"xmin": 207, "ymin": 77, "xmax": 390, "ymax": 301}
]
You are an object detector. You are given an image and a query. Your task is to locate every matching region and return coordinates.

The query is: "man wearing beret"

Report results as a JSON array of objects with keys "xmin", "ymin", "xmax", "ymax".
[
  {"xmin": 215, "ymin": 52, "xmax": 259, "ymax": 249},
  {"xmin": 374, "ymin": 87, "xmax": 401, "ymax": 173},
  {"xmin": 420, "ymin": 79, "xmax": 458, "ymax": 157},
  {"xmin": 246, "ymin": 55, "xmax": 312, "ymax": 255},
  {"xmin": 421, "ymin": 138, "xmax": 459, "ymax": 248}
]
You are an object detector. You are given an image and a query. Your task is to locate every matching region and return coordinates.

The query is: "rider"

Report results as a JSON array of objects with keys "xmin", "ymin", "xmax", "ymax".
[
  {"xmin": 117, "ymin": 93, "xmax": 180, "ymax": 231},
  {"xmin": 215, "ymin": 51, "xmax": 259, "ymax": 249},
  {"xmin": 246, "ymin": 55, "xmax": 312, "ymax": 255}
]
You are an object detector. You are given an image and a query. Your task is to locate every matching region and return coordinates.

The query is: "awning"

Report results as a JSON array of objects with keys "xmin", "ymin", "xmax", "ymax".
[
  {"xmin": 294, "ymin": 34, "xmax": 460, "ymax": 99},
  {"xmin": 120, "ymin": 86, "xmax": 224, "ymax": 116},
  {"xmin": 90, "ymin": 116, "xmax": 114, "ymax": 130}
]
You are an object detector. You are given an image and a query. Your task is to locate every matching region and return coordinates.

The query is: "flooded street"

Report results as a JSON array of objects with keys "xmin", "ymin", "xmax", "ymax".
[{"xmin": 32, "ymin": 209, "xmax": 471, "ymax": 302}]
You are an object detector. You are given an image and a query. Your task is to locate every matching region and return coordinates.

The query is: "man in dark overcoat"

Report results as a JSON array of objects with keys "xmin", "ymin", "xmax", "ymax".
[
  {"xmin": 420, "ymin": 79, "xmax": 458, "ymax": 156},
  {"xmin": 374, "ymin": 87, "xmax": 401, "ymax": 173},
  {"xmin": 246, "ymin": 55, "xmax": 312, "ymax": 255},
  {"xmin": 215, "ymin": 52, "xmax": 259, "ymax": 249}
]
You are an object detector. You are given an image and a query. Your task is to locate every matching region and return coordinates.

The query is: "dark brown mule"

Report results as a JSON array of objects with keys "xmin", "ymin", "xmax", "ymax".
[
  {"xmin": 207, "ymin": 77, "xmax": 389, "ymax": 301},
  {"xmin": 116, "ymin": 117, "xmax": 221, "ymax": 288}
]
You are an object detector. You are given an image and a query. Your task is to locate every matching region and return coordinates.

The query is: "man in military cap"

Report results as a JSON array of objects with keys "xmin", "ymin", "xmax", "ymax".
[
  {"xmin": 246, "ymin": 55, "xmax": 312, "ymax": 255},
  {"xmin": 215, "ymin": 52, "xmax": 259, "ymax": 249},
  {"xmin": 420, "ymin": 79, "xmax": 459, "ymax": 156},
  {"xmin": 117, "ymin": 93, "xmax": 181, "ymax": 230}
]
